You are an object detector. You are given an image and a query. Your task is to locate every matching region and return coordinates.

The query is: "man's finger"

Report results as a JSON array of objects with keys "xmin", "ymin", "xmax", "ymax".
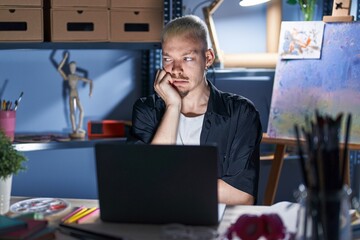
[{"xmin": 154, "ymin": 69, "xmax": 169, "ymax": 87}]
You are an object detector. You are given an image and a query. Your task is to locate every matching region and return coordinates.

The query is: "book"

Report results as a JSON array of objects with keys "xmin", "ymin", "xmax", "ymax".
[
  {"xmin": 58, "ymin": 223, "xmax": 123, "ymax": 240},
  {"xmin": 26, "ymin": 227, "xmax": 56, "ymax": 240},
  {"xmin": 0, "ymin": 219, "xmax": 48, "ymax": 240},
  {"xmin": 0, "ymin": 216, "xmax": 27, "ymax": 235}
]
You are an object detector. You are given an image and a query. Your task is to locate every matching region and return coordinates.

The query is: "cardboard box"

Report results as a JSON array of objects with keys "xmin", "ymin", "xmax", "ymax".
[
  {"xmin": 0, "ymin": 8, "xmax": 43, "ymax": 41},
  {"xmin": 51, "ymin": 8, "xmax": 109, "ymax": 42},
  {"xmin": 0, "ymin": 0, "xmax": 42, "ymax": 7},
  {"xmin": 110, "ymin": 0, "xmax": 163, "ymax": 8},
  {"xmin": 51, "ymin": 0, "xmax": 109, "ymax": 8},
  {"xmin": 110, "ymin": 8, "xmax": 163, "ymax": 42}
]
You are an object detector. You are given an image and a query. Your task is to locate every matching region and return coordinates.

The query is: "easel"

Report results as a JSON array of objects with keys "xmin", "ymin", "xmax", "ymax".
[
  {"xmin": 262, "ymin": 133, "xmax": 360, "ymax": 205},
  {"xmin": 261, "ymin": 134, "xmax": 296, "ymax": 206},
  {"xmin": 262, "ymin": 0, "xmax": 357, "ymax": 206},
  {"xmin": 323, "ymin": 0, "xmax": 354, "ymax": 22}
]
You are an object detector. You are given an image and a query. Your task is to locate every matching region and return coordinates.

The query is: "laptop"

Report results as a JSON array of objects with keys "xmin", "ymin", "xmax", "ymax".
[{"xmin": 94, "ymin": 142, "xmax": 220, "ymax": 226}]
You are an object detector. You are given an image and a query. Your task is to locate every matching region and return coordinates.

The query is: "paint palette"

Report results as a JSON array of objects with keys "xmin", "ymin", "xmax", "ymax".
[{"xmin": 10, "ymin": 198, "xmax": 70, "ymax": 216}]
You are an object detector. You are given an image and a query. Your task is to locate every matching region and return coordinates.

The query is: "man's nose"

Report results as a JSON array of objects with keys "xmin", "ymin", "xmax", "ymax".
[{"xmin": 171, "ymin": 60, "xmax": 183, "ymax": 75}]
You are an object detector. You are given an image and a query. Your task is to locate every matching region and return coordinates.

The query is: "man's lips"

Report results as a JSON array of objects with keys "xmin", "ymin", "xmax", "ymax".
[{"xmin": 172, "ymin": 79, "xmax": 188, "ymax": 84}]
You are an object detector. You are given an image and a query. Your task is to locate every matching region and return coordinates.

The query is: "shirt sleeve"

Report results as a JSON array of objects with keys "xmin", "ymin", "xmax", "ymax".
[
  {"xmin": 128, "ymin": 97, "xmax": 158, "ymax": 144},
  {"xmin": 221, "ymin": 99, "xmax": 263, "ymax": 198}
]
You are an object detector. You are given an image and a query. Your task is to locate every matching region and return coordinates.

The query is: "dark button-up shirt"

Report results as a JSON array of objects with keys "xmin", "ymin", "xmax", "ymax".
[{"xmin": 129, "ymin": 80, "xmax": 262, "ymax": 198}]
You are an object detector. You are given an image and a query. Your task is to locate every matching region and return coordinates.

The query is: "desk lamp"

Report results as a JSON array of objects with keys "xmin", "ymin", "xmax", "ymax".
[
  {"xmin": 240, "ymin": 0, "xmax": 271, "ymax": 7},
  {"xmin": 203, "ymin": 0, "xmax": 281, "ymax": 68}
]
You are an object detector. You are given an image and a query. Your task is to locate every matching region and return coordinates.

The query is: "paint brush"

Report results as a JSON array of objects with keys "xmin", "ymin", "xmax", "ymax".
[
  {"xmin": 341, "ymin": 114, "xmax": 352, "ymax": 186},
  {"xmin": 14, "ymin": 91, "xmax": 23, "ymax": 111},
  {"xmin": 294, "ymin": 124, "xmax": 308, "ymax": 187}
]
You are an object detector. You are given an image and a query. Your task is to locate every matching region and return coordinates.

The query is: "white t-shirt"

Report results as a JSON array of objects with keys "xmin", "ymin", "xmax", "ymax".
[{"xmin": 176, "ymin": 113, "xmax": 204, "ymax": 145}]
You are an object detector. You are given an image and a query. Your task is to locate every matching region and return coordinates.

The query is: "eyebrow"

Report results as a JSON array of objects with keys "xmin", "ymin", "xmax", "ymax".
[
  {"xmin": 184, "ymin": 50, "xmax": 199, "ymax": 56},
  {"xmin": 162, "ymin": 50, "xmax": 199, "ymax": 57}
]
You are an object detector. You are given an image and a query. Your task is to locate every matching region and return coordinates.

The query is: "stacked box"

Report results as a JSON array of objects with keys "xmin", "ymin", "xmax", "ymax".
[
  {"xmin": 51, "ymin": 0, "xmax": 108, "ymax": 8},
  {"xmin": 0, "ymin": 0, "xmax": 43, "ymax": 42},
  {"xmin": 50, "ymin": 0, "xmax": 110, "ymax": 42},
  {"xmin": 109, "ymin": 0, "xmax": 164, "ymax": 42},
  {"xmin": 0, "ymin": 0, "xmax": 42, "ymax": 7},
  {"xmin": 110, "ymin": 0, "xmax": 163, "ymax": 8}
]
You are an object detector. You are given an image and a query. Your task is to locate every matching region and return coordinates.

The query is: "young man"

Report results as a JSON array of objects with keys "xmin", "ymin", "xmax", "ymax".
[{"xmin": 130, "ymin": 15, "xmax": 262, "ymax": 205}]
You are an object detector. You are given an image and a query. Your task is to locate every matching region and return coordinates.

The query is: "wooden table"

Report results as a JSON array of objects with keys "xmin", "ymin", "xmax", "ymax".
[
  {"xmin": 13, "ymin": 197, "xmax": 356, "ymax": 239},
  {"xmin": 9, "ymin": 197, "xmax": 270, "ymax": 240}
]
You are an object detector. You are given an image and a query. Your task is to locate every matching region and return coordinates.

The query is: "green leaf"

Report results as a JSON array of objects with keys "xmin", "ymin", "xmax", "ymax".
[{"xmin": 0, "ymin": 130, "xmax": 27, "ymax": 179}]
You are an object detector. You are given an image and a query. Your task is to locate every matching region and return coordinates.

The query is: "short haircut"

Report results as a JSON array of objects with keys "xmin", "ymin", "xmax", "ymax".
[{"xmin": 161, "ymin": 15, "xmax": 209, "ymax": 52}]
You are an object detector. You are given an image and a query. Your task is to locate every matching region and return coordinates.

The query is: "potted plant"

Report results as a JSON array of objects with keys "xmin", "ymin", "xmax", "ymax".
[
  {"xmin": 287, "ymin": 0, "xmax": 318, "ymax": 21},
  {"xmin": 0, "ymin": 130, "xmax": 27, "ymax": 214}
]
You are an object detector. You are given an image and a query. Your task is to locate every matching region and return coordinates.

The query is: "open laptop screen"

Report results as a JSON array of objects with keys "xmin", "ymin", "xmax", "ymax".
[{"xmin": 95, "ymin": 143, "xmax": 219, "ymax": 226}]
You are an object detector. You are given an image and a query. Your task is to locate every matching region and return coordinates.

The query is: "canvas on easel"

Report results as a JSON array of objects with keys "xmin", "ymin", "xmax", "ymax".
[
  {"xmin": 261, "ymin": 1, "xmax": 359, "ymax": 206},
  {"xmin": 267, "ymin": 21, "xmax": 360, "ymax": 144}
]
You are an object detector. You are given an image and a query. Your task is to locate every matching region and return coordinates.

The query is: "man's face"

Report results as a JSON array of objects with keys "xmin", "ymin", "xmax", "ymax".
[{"xmin": 162, "ymin": 33, "xmax": 208, "ymax": 97}]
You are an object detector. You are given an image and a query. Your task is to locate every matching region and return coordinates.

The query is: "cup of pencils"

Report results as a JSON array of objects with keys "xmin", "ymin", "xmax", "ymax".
[
  {"xmin": 294, "ymin": 111, "xmax": 352, "ymax": 240},
  {"xmin": 295, "ymin": 184, "xmax": 352, "ymax": 240},
  {"xmin": 0, "ymin": 92, "xmax": 23, "ymax": 142},
  {"xmin": 0, "ymin": 110, "xmax": 16, "ymax": 142}
]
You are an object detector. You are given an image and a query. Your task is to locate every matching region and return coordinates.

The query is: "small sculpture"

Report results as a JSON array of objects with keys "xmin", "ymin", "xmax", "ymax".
[{"xmin": 58, "ymin": 52, "xmax": 93, "ymax": 139}]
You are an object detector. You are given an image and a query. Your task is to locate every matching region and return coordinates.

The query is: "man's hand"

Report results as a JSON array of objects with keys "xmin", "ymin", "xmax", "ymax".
[
  {"xmin": 151, "ymin": 69, "xmax": 182, "ymax": 144},
  {"xmin": 154, "ymin": 69, "xmax": 181, "ymax": 108}
]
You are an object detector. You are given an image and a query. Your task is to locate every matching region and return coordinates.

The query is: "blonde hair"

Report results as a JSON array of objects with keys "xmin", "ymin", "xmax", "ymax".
[{"xmin": 161, "ymin": 15, "xmax": 209, "ymax": 52}]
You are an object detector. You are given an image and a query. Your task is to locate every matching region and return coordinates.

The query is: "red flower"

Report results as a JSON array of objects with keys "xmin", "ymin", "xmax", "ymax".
[
  {"xmin": 223, "ymin": 213, "xmax": 286, "ymax": 240},
  {"xmin": 261, "ymin": 214, "xmax": 286, "ymax": 239},
  {"xmin": 226, "ymin": 214, "xmax": 264, "ymax": 240}
]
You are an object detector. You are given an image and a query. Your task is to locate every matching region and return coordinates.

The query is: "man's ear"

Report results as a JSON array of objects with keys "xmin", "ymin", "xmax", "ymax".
[{"xmin": 205, "ymin": 48, "xmax": 215, "ymax": 68}]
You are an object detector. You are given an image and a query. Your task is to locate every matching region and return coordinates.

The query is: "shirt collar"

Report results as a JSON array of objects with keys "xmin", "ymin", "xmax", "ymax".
[{"xmin": 206, "ymin": 79, "xmax": 230, "ymax": 117}]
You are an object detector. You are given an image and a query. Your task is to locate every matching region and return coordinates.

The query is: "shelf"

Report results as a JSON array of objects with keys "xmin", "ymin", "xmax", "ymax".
[
  {"xmin": 14, "ymin": 137, "xmax": 127, "ymax": 152},
  {"xmin": 0, "ymin": 42, "xmax": 161, "ymax": 50},
  {"xmin": 206, "ymin": 68, "xmax": 275, "ymax": 82}
]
